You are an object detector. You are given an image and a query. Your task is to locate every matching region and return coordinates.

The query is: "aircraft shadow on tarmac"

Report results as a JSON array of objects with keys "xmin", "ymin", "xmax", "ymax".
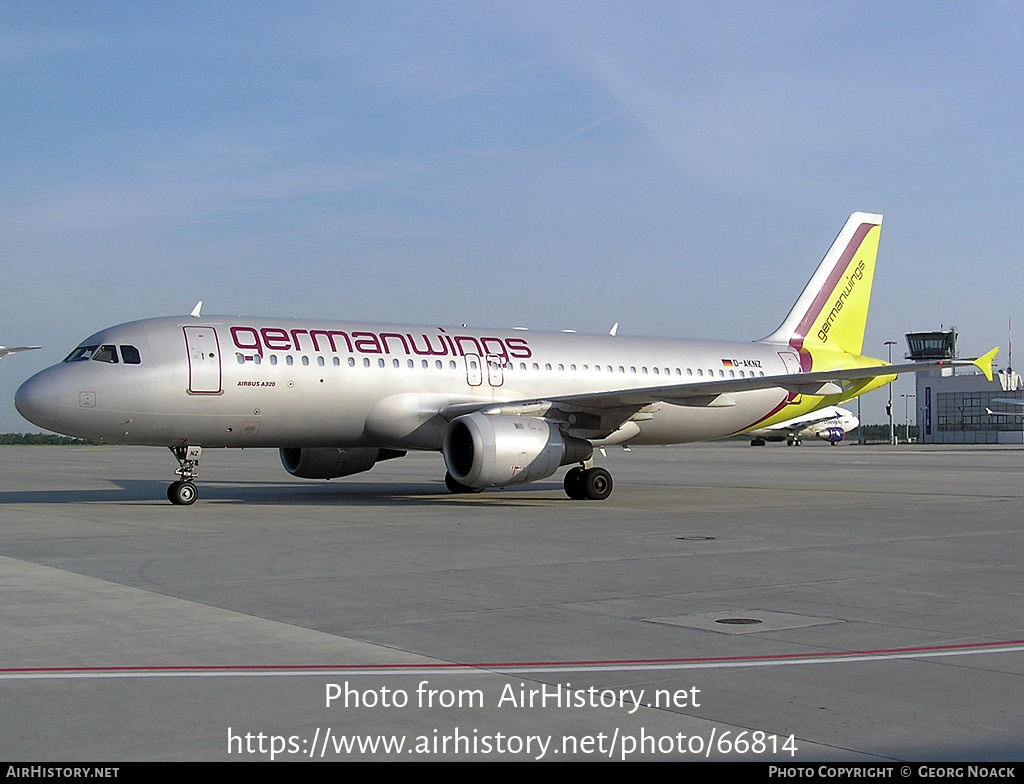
[{"xmin": 0, "ymin": 478, "xmax": 571, "ymax": 507}]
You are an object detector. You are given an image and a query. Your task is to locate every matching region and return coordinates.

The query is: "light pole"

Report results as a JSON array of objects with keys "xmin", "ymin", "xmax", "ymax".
[
  {"xmin": 901, "ymin": 393, "xmax": 916, "ymax": 442},
  {"xmin": 885, "ymin": 341, "xmax": 897, "ymax": 445},
  {"xmin": 857, "ymin": 394, "xmax": 863, "ymax": 445}
]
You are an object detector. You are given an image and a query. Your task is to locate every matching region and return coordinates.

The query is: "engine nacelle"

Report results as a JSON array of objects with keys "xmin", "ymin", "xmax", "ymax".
[
  {"xmin": 443, "ymin": 413, "xmax": 593, "ymax": 488},
  {"xmin": 279, "ymin": 447, "xmax": 405, "ymax": 479},
  {"xmin": 816, "ymin": 427, "xmax": 846, "ymax": 443}
]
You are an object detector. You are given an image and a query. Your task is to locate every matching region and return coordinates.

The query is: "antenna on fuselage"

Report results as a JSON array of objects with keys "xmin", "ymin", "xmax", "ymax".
[
  {"xmin": 190, "ymin": 301, "xmax": 203, "ymax": 318},
  {"xmin": 609, "ymin": 322, "xmax": 619, "ymax": 337}
]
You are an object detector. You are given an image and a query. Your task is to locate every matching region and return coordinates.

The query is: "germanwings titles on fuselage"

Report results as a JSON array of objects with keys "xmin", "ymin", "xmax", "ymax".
[{"xmin": 15, "ymin": 213, "xmax": 997, "ymax": 504}]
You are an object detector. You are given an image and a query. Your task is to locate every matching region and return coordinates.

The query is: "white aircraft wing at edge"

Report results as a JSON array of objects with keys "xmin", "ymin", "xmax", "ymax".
[{"xmin": 0, "ymin": 346, "xmax": 42, "ymax": 360}]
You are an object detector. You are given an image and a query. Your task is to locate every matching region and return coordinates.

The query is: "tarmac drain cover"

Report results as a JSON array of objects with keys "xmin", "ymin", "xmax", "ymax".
[{"xmin": 646, "ymin": 611, "xmax": 841, "ymax": 634}]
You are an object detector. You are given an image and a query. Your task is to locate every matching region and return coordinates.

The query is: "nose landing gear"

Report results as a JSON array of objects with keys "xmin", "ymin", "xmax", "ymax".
[{"xmin": 168, "ymin": 445, "xmax": 202, "ymax": 505}]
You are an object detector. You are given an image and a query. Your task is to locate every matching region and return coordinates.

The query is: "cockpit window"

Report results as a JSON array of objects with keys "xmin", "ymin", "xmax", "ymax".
[
  {"xmin": 64, "ymin": 345, "xmax": 99, "ymax": 362},
  {"xmin": 120, "ymin": 345, "xmax": 141, "ymax": 364},
  {"xmin": 92, "ymin": 345, "xmax": 119, "ymax": 364}
]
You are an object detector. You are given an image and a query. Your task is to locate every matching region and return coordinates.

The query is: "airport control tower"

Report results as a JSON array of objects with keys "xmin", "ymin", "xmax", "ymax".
[{"xmin": 909, "ymin": 328, "xmax": 1023, "ymax": 444}]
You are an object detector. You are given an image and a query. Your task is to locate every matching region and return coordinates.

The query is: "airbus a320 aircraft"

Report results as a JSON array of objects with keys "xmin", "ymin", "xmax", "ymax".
[
  {"xmin": 746, "ymin": 405, "xmax": 858, "ymax": 446},
  {"xmin": 15, "ymin": 213, "xmax": 996, "ymax": 505}
]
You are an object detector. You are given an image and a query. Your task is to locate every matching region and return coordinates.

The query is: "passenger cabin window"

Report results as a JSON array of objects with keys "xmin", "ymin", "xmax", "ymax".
[{"xmin": 92, "ymin": 345, "xmax": 118, "ymax": 363}]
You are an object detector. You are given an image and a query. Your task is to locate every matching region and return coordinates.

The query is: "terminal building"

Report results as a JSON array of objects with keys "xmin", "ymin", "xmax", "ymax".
[{"xmin": 909, "ymin": 329, "xmax": 1024, "ymax": 444}]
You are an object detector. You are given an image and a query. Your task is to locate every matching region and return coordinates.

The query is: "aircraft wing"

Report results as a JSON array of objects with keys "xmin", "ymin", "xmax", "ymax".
[
  {"xmin": 987, "ymin": 398, "xmax": 1024, "ymax": 416},
  {"xmin": 991, "ymin": 398, "xmax": 1024, "ymax": 407},
  {"xmin": 440, "ymin": 351, "xmax": 998, "ymax": 436},
  {"xmin": 0, "ymin": 346, "xmax": 42, "ymax": 360}
]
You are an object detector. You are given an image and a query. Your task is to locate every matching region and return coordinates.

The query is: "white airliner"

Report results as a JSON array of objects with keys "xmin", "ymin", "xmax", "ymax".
[
  {"xmin": 746, "ymin": 405, "xmax": 858, "ymax": 446},
  {"xmin": 15, "ymin": 213, "xmax": 996, "ymax": 504}
]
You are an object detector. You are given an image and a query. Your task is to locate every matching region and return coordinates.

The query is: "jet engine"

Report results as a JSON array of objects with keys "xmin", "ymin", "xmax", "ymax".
[
  {"xmin": 816, "ymin": 427, "xmax": 846, "ymax": 444},
  {"xmin": 443, "ymin": 413, "xmax": 593, "ymax": 489},
  {"xmin": 279, "ymin": 447, "xmax": 405, "ymax": 479}
]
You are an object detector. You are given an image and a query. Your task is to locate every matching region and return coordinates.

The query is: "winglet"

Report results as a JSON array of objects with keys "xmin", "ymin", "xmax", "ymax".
[
  {"xmin": 190, "ymin": 300, "xmax": 203, "ymax": 318},
  {"xmin": 973, "ymin": 347, "xmax": 999, "ymax": 382}
]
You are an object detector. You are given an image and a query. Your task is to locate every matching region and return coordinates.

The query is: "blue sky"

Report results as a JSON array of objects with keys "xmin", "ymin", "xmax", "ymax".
[{"xmin": 3, "ymin": 1, "xmax": 1023, "ymax": 430}]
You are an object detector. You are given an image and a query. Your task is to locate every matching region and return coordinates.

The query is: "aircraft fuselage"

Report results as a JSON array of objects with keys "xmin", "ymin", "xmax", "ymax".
[{"xmin": 16, "ymin": 316, "xmax": 801, "ymax": 450}]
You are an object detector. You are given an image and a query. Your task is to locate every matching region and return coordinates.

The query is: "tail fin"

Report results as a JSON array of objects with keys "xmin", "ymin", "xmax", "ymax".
[{"xmin": 763, "ymin": 212, "xmax": 882, "ymax": 356}]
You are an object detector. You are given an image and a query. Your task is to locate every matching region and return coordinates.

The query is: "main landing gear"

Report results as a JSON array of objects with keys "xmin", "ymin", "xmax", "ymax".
[
  {"xmin": 168, "ymin": 445, "xmax": 202, "ymax": 505},
  {"xmin": 563, "ymin": 465, "xmax": 613, "ymax": 501}
]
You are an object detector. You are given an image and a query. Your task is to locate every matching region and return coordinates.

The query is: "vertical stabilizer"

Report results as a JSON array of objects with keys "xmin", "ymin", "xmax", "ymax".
[{"xmin": 763, "ymin": 212, "xmax": 882, "ymax": 356}]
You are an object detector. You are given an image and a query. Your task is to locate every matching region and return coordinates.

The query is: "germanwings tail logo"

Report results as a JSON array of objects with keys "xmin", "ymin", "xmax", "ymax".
[{"xmin": 762, "ymin": 212, "xmax": 882, "ymax": 358}]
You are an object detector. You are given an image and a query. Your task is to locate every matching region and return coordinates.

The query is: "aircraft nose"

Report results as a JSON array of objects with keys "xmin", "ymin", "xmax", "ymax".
[{"xmin": 15, "ymin": 370, "xmax": 59, "ymax": 430}]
